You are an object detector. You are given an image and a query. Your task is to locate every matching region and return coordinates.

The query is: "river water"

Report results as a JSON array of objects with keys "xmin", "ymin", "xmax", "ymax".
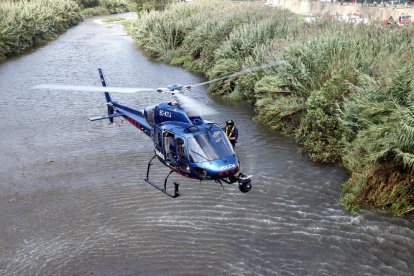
[{"xmin": 0, "ymin": 14, "xmax": 413, "ymax": 275}]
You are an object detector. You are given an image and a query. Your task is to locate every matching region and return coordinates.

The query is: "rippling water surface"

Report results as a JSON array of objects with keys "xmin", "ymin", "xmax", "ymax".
[{"xmin": 0, "ymin": 13, "xmax": 413, "ymax": 275}]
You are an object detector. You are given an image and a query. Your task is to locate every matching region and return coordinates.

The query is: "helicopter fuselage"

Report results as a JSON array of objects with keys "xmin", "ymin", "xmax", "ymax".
[
  {"xmin": 35, "ymin": 66, "xmax": 266, "ymax": 196},
  {"xmin": 110, "ymin": 100, "xmax": 240, "ymax": 181},
  {"xmin": 89, "ymin": 68, "xmax": 251, "ymax": 197}
]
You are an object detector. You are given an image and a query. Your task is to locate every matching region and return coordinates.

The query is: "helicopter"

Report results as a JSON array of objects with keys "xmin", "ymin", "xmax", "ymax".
[{"xmin": 35, "ymin": 61, "xmax": 284, "ymax": 198}]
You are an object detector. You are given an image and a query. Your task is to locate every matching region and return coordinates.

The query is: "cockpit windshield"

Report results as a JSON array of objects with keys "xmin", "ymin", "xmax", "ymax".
[
  {"xmin": 187, "ymin": 129, "xmax": 235, "ymax": 163},
  {"xmin": 211, "ymin": 130, "xmax": 234, "ymax": 157}
]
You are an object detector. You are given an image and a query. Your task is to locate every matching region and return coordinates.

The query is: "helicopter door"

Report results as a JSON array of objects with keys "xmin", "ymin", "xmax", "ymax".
[
  {"xmin": 152, "ymin": 127, "xmax": 165, "ymax": 160},
  {"xmin": 174, "ymin": 136, "xmax": 191, "ymax": 174},
  {"xmin": 163, "ymin": 131, "xmax": 175, "ymax": 163},
  {"xmin": 153, "ymin": 127, "xmax": 163, "ymax": 155}
]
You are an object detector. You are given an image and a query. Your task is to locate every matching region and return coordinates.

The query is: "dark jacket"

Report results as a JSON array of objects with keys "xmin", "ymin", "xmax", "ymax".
[{"xmin": 225, "ymin": 125, "xmax": 238, "ymax": 146}]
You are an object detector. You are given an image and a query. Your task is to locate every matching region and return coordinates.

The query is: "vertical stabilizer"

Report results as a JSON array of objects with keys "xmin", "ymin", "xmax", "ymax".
[{"xmin": 98, "ymin": 68, "xmax": 114, "ymax": 123}]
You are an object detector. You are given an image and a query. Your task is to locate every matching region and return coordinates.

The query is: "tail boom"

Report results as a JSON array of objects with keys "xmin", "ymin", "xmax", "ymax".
[{"xmin": 95, "ymin": 68, "xmax": 152, "ymax": 137}]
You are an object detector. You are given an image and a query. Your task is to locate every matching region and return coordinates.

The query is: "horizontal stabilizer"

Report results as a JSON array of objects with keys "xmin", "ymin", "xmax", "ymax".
[{"xmin": 89, "ymin": 113, "xmax": 123, "ymax": 121}]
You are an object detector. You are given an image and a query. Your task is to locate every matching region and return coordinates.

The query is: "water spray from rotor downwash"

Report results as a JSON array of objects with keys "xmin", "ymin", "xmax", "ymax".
[{"xmin": 174, "ymin": 93, "xmax": 217, "ymax": 116}]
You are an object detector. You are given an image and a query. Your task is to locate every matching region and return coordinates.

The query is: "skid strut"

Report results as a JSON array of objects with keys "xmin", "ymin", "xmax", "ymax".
[{"xmin": 144, "ymin": 155, "xmax": 180, "ymax": 198}]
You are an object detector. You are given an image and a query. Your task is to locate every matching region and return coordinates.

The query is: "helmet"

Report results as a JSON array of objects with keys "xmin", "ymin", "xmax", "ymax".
[{"xmin": 226, "ymin": 120, "xmax": 234, "ymax": 126}]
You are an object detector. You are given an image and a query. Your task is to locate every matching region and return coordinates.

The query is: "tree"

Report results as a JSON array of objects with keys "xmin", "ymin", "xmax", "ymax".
[{"xmin": 131, "ymin": 0, "xmax": 179, "ymax": 11}]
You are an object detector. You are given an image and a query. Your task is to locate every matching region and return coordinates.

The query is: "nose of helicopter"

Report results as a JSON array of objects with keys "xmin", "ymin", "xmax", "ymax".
[{"xmin": 195, "ymin": 155, "xmax": 239, "ymax": 179}]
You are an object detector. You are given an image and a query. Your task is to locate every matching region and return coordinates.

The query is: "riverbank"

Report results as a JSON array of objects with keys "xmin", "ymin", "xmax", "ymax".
[
  {"xmin": 0, "ymin": 0, "xmax": 130, "ymax": 62},
  {"xmin": 0, "ymin": 0, "xmax": 82, "ymax": 61},
  {"xmin": 127, "ymin": 0, "xmax": 414, "ymax": 215}
]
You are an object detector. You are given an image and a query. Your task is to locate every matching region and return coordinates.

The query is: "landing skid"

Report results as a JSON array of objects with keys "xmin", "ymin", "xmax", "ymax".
[{"xmin": 144, "ymin": 155, "xmax": 180, "ymax": 198}]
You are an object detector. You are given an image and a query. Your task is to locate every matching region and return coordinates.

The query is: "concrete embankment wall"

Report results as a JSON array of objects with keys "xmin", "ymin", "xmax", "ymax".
[{"xmin": 268, "ymin": 0, "xmax": 414, "ymax": 21}]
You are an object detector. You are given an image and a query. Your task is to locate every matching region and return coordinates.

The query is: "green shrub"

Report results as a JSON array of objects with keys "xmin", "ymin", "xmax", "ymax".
[
  {"xmin": 338, "ymin": 67, "xmax": 414, "ymax": 215},
  {"xmin": 131, "ymin": 0, "xmax": 176, "ymax": 11},
  {"xmin": 73, "ymin": 0, "xmax": 100, "ymax": 8},
  {"xmin": 100, "ymin": 0, "xmax": 128, "ymax": 14},
  {"xmin": 0, "ymin": 0, "xmax": 81, "ymax": 60},
  {"xmin": 81, "ymin": 5, "xmax": 108, "ymax": 16}
]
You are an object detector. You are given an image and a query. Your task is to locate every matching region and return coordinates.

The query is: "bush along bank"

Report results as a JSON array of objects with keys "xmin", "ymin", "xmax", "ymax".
[
  {"xmin": 0, "ymin": 0, "xmax": 82, "ymax": 61},
  {"xmin": 129, "ymin": 0, "xmax": 414, "ymax": 216},
  {"xmin": 0, "ymin": 0, "xmax": 130, "ymax": 61},
  {"xmin": 78, "ymin": 0, "xmax": 129, "ymax": 17}
]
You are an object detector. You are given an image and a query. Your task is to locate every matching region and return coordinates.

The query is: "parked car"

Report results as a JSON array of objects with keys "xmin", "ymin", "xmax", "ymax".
[
  {"xmin": 397, "ymin": 14, "xmax": 412, "ymax": 26},
  {"xmin": 338, "ymin": 12, "xmax": 368, "ymax": 24}
]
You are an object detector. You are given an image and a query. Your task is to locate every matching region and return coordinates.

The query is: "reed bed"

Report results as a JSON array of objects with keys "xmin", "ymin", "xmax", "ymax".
[
  {"xmin": 130, "ymin": 0, "xmax": 414, "ymax": 215},
  {"xmin": 0, "ymin": 0, "xmax": 81, "ymax": 60}
]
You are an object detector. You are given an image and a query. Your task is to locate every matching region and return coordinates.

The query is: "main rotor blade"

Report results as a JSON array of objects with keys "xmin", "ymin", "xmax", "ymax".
[
  {"xmin": 187, "ymin": 60, "xmax": 286, "ymax": 88},
  {"xmin": 175, "ymin": 93, "xmax": 217, "ymax": 116},
  {"xmin": 34, "ymin": 84, "xmax": 157, "ymax": 93}
]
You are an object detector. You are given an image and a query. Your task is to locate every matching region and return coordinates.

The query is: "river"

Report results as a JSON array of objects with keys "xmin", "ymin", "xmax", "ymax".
[{"xmin": 0, "ymin": 13, "xmax": 413, "ymax": 275}]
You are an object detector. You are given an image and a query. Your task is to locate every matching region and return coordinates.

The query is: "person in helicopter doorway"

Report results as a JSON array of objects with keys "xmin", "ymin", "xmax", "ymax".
[
  {"xmin": 224, "ymin": 120, "xmax": 238, "ymax": 148},
  {"xmin": 166, "ymin": 133, "xmax": 178, "ymax": 166}
]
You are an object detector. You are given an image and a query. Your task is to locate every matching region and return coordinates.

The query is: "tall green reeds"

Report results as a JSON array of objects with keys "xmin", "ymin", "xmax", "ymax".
[
  {"xmin": 100, "ymin": 0, "xmax": 129, "ymax": 14},
  {"xmin": 338, "ymin": 67, "xmax": 414, "ymax": 215},
  {"xmin": 130, "ymin": 0, "xmax": 414, "ymax": 215},
  {"xmin": 0, "ymin": 0, "xmax": 81, "ymax": 60}
]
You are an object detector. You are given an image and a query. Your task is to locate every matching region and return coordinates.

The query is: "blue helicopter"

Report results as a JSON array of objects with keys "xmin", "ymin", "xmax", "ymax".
[{"xmin": 35, "ymin": 61, "xmax": 284, "ymax": 197}]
